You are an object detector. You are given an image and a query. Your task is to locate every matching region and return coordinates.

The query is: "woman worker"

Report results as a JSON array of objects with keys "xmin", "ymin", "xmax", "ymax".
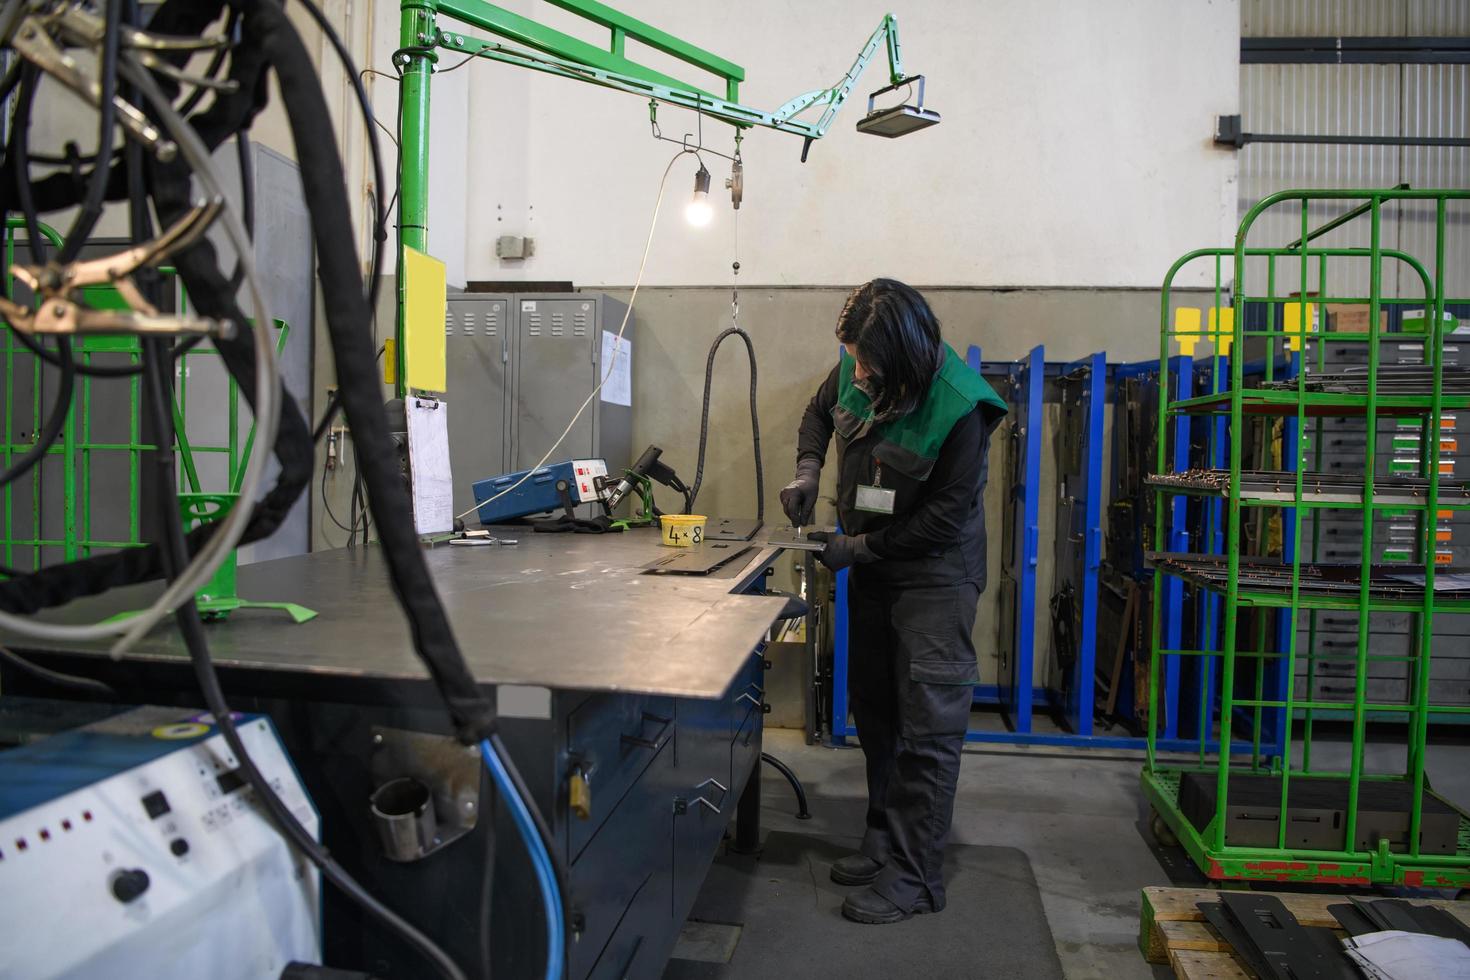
[{"xmin": 781, "ymin": 278, "xmax": 1007, "ymax": 925}]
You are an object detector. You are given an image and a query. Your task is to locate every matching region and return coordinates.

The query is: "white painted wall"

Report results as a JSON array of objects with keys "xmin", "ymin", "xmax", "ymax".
[{"xmin": 366, "ymin": 0, "xmax": 1240, "ymax": 289}]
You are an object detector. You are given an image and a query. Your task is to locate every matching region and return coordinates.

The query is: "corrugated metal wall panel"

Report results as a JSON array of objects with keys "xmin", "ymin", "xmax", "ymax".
[
  {"xmin": 1238, "ymin": 64, "xmax": 1405, "ymax": 299},
  {"xmin": 1407, "ymin": 0, "xmax": 1470, "ymax": 36},
  {"xmin": 1241, "ymin": 0, "xmax": 1406, "ymax": 38},
  {"xmin": 1400, "ymin": 64, "xmax": 1470, "ymax": 300}
]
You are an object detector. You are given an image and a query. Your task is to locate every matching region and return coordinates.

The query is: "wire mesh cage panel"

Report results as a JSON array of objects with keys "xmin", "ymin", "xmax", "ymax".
[{"xmin": 1142, "ymin": 188, "xmax": 1470, "ymax": 888}]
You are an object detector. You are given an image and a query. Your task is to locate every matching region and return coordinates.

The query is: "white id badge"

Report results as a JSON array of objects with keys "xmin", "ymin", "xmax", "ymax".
[{"xmin": 855, "ymin": 484, "xmax": 896, "ymax": 514}]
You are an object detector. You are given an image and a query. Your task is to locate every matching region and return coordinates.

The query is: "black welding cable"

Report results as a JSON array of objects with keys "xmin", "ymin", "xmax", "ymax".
[
  {"xmin": 289, "ymin": 0, "xmax": 392, "ymax": 446},
  {"xmin": 255, "ymin": 0, "xmax": 570, "ymax": 932},
  {"xmin": 0, "ymin": 66, "xmax": 77, "ymax": 491},
  {"xmin": 244, "ymin": 0, "xmax": 493, "ymax": 740},
  {"xmin": 175, "ymin": 8, "xmax": 241, "ymax": 118},
  {"xmin": 54, "ymin": 0, "xmax": 121, "ymax": 264},
  {"xmin": 137, "ymin": 334, "xmax": 468, "ymax": 980},
  {"xmin": 0, "ymin": 3, "xmax": 315, "ymax": 617},
  {"xmin": 0, "ymin": 645, "xmax": 117, "ymax": 699},
  {"xmin": 291, "ymin": 0, "xmax": 387, "ymax": 319},
  {"xmin": 687, "ymin": 327, "xmax": 764, "ymax": 519},
  {"xmin": 0, "ymin": 336, "xmax": 74, "ymax": 491}
]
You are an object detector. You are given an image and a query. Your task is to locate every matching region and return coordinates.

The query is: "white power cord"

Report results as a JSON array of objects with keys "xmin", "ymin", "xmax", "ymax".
[{"xmin": 453, "ymin": 148, "xmax": 696, "ymax": 524}]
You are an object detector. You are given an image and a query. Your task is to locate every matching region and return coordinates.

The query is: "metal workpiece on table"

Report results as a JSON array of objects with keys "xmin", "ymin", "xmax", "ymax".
[{"xmin": 5, "ymin": 531, "xmax": 790, "ymax": 699}]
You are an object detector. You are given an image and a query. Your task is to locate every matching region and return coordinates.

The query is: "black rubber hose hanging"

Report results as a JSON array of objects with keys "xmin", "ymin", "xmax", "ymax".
[
  {"xmin": 137, "ymin": 334, "xmax": 466, "ymax": 980},
  {"xmin": 0, "ymin": 0, "xmax": 309, "ymax": 615},
  {"xmin": 0, "ymin": 64, "xmax": 76, "ymax": 491},
  {"xmin": 687, "ymin": 326, "xmax": 764, "ymax": 519},
  {"xmin": 240, "ymin": 0, "xmax": 496, "ymax": 743}
]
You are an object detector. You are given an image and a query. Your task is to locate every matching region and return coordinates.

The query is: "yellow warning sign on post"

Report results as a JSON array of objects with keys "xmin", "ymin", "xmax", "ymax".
[
  {"xmin": 1283, "ymin": 302, "xmax": 1315, "ymax": 352},
  {"xmin": 1209, "ymin": 306, "xmax": 1235, "ymax": 356},
  {"xmin": 1173, "ymin": 307, "xmax": 1202, "ymax": 355},
  {"xmin": 402, "ymin": 246, "xmax": 447, "ymax": 393}
]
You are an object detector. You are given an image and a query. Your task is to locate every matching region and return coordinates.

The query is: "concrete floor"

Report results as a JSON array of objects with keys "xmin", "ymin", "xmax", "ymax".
[{"xmin": 750, "ymin": 721, "xmax": 1470, "ymax": 980}]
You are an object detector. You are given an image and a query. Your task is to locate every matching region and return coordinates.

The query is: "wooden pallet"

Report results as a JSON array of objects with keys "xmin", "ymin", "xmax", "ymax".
[{"xmin": 1139, "ymin": 885, "xmax": 1470, "ymax": 979}]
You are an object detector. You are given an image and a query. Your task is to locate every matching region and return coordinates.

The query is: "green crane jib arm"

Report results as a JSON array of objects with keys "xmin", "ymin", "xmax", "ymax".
[{"xmin": 393, "ymin": 0, "xmax": 914, "ymax": 393}]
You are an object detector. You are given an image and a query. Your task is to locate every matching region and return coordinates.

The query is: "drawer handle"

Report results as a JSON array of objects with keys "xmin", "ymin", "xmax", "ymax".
[
  {"xmin": 675, "ymin": 781, "xmax": 727, "ymax": 816},
  {"xmin": 620, "ymin": 711, "xmax": 673, "ymax": 751},
  {"xmin": 1320, "ymin": 685, "xmax": 1355, "ymax": 693}
]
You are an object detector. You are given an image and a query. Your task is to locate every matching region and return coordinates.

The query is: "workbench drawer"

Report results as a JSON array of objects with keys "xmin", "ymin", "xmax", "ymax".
[
  {"xmin": 585, "ymin": 864, "xmax": 674, "ymax": 980},
  {"xmin": 568, "ymin": 736, "xmax": 673, "ymax": 980},
  {"xmin": 566, "ymin": 693, "xmax": 675, "ymax": 862}
]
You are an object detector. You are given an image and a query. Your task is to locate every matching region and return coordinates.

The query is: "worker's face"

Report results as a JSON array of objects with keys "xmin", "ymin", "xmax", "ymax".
[{"xmin": 842, "ymin": 343, "xmax": 871, "ymax": 381}]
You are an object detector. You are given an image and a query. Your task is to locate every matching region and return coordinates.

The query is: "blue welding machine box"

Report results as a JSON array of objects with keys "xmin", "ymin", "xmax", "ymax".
[{"xmin": 471, "ymin": 459, "xmax": 609, "ymax": 524}]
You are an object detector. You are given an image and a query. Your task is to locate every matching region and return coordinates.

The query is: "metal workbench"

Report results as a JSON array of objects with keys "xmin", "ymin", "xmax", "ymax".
[{"xmin": 2, "ymin": 528, "xmax": 790, "ymax": 979}]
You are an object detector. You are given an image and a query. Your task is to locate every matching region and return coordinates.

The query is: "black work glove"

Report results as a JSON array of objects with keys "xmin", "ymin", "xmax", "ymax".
[
  {"xmin": 780, "ymin": 458, "xmax": 822, "ymax": 525},
  {"xmin": 808, "ymin": 531, "xmax": 874, "ymax": 572}
]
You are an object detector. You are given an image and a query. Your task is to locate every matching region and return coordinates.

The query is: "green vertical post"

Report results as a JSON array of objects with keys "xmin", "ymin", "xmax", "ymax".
[
  {"xmin": 1344, "ymin": 196, "xmax": 1384, "ymax": 854},
  {"xmin": 397, "ymin": 0, "xmax": 438, "ymax": 400},
  {"xmin": 1407, "ymin": 200, "xmax": 1447, "ymax": 856}
]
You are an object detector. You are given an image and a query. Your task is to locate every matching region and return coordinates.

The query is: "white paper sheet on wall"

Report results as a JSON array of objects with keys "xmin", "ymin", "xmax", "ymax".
[
  {"xmin": 600, "ymin": 330, "xmax": 632, "ymax": 407},
  {"xmin": 407, "ymin": 396, "xmax": 454, "ymax": 536}
]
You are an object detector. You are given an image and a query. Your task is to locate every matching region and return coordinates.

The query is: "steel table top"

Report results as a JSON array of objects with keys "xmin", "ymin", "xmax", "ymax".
[{"xmin": 6, "ymin": 529, "xmax": 790, "ymax": 700}]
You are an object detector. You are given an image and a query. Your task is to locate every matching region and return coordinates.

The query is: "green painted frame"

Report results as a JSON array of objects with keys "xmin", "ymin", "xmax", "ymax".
[
  {"xmin": 393, "ymin": 0, "xmax": 914, "ymax": 393},
  {"xmin": 1143, "ymin": 187, "xmax": 1470, "ymax": 887}
]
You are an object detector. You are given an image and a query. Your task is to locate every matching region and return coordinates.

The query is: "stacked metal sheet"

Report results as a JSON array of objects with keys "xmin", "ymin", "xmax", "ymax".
[
  {"xmin": 1146, "ymin": 468, "xmax": 1470, "ymax": 507},
  {"xmin": 1146, "ymin": 552, "xmax": 1470, "ymax": 603}
]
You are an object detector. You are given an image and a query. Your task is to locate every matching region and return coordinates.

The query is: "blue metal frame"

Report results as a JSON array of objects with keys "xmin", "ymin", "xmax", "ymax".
[
  {"xmin": 829, "ymin": 348, "xmax": 1266, "ymax": 753},
  {"xmin": 1050, "ymin": 352, "xmax": 1105, "ymax": 737},
  {"xmin": 997, "ymin": 345, "xmax": 1044, "ymax": 734}
]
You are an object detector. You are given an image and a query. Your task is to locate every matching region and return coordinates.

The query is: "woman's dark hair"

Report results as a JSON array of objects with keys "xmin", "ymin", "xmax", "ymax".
[{"xmin": 835, "ymin": 278, "xmax": 944, "ymax": 418}]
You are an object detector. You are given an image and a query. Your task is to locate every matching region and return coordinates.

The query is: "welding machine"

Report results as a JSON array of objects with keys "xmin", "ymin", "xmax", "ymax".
[
  {"xmin": 0, "ymin": 705, "xmax": 320, "ymax": 980},
  {"xmin": 470, "ymin": 458, "xmax": 609, "ymax": 525}
]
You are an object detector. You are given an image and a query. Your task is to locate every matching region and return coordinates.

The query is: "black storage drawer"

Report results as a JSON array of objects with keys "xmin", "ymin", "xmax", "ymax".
[
  {"xmin": 567, "ymin": 693, "xmax": 675, "ymax": 861},
  {"xmin": 585, "ymin": 864, "xmax": 674, "ymax": 980},
  {"xmin": 1296, "ymin": 630, "xmax": 1414, "ymax": 659},
  {"xmin": 568, "ymin": 736, "xmax": 674, "ymax": 980}
]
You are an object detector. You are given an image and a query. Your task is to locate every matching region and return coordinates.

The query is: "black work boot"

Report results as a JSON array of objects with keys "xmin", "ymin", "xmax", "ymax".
[
  {"xmin": 841, "ymin": 887, "xmax": 909, "ymax": 924},
  {"xmin": 829, "ymin": 853, "xmax": 883, "ymax": 886},
  {"xmin": 841, "ymin": 887, "xmax": 946, "ymax": 924}
]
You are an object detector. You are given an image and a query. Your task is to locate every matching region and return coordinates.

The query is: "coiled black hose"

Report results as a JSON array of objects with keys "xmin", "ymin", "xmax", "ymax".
[{"xmin": 688, "ymin": 326, "xmax": 763, "ymax": 520}]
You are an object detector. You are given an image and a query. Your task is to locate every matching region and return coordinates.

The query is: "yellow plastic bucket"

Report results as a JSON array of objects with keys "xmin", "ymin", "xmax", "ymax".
[{"xmin": 659, "ymin": 514, "xmax": 707, "ymax": 548}]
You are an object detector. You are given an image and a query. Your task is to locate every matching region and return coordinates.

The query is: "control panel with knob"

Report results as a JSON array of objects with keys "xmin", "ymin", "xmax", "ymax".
[
  {"xmin": 109, "ymin": 868, "xmax": 151, "ymax": 904},
  {"xmin": 0, "ymin": 706, "xmax": 320, "ymax": 979}
]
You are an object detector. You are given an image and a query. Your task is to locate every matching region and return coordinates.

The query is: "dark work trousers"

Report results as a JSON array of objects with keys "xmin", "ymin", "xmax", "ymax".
[{"xmin": 847, "ymin": 568, "xmax": 980, "ymax": 912}]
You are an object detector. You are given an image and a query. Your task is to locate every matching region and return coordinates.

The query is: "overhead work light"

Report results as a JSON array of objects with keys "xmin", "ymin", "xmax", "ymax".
[
  {"xmin": 686, "ymin": 162, "xmax": 714, "ymax": 227},
  {"xmin": 856, "ymin": 75, "xmax": 940, "ymax": 138}
]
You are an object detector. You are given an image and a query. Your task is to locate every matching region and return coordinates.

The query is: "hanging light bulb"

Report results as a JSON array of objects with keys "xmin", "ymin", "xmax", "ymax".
[{"xmin": 685, "ymin": 162, "xmax": 713, "ymax": 227}]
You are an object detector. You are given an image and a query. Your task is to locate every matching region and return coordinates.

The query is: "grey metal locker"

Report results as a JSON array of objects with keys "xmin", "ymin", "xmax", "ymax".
[
  {"xmin": 509, "ymin": 293, "xmax": 633, "ymax": 480},
  {"xmin": 444, "ymin": 293, "xmax": 512, "ymax": 518}
]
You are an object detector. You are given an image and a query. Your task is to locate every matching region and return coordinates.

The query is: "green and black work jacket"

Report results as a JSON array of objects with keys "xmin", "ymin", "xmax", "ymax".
[{"xmin": 797, "ymin": 345, "xmax": 1008, "ymax": 590}]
